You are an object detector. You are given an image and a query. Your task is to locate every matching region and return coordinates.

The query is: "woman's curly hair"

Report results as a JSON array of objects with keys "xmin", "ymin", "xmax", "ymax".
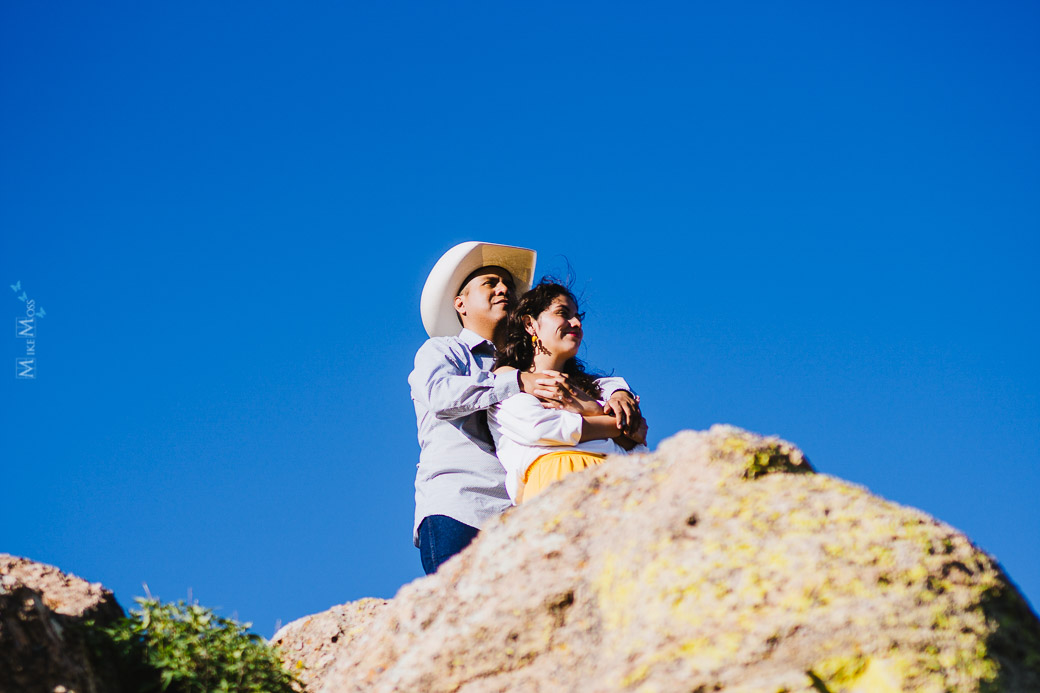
[{"xmin": 494, "ymin": 279, "xmax": 603, "ymax": 399}]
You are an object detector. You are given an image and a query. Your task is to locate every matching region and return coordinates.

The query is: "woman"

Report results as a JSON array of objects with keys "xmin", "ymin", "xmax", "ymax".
[{"xmin": 489, "ymin": 280, "xmax": 648, "ymax": 504}]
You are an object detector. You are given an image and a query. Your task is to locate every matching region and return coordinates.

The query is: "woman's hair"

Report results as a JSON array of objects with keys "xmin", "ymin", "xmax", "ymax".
[{"xmin": 495, "ymin": 279, "xmax": 603, "ymax": 399}]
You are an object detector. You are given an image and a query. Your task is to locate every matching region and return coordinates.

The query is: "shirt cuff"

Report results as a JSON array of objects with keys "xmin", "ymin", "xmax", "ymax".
[
  {"xmin": 492, "ymin": 370, "xmax": 522, "ymax": 402},
  {"xmin": 598, "ymin": 376, "xmax": 632, "ymax": 398}
]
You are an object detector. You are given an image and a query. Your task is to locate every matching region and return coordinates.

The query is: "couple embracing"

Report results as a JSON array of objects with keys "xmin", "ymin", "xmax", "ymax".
[{"xmin": 409, "ymin": 242, "xmax": 649, "ymax": 575}]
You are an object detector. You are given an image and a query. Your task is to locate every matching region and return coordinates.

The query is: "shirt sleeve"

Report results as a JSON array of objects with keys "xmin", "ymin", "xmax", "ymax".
[
  {"xmin": 491, "ymin": 393, "xmax": 583, "ymax": 447},
  {"xmin": 595, "ymin": 375, "xmax": 634, "ymax": 398},
  {"xmin": 410, "ymin": 339, "xmax": 521, "ymax": 420}
]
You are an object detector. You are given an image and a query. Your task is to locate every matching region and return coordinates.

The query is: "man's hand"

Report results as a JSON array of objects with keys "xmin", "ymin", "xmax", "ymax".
[
  {"xmin": 627, "ymin": 416, "xmax": 648, "ymax": 445},
  {"xmin": 603, "ymin": 391, "xmax": 641, "ymax": 434},
  {"xmin": 519, "ymin": 370, "xmax": 601, "ymax": 415},
  {"xmin": 613, "ymin": 416, "xmax": 649, "ymax": 451}
]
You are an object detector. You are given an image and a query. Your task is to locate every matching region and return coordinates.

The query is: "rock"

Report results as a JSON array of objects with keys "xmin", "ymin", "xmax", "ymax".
[
  {"xmin": 281, "ymin": 426, "xmax": 1040, "ymax": 692},
  {"xmin": 0, "ymin": 555, "xmax": 125, "ymax": 693},
  {"xmin": 271, "ymin": 598, "xmax": 389, "ymax": 690}
]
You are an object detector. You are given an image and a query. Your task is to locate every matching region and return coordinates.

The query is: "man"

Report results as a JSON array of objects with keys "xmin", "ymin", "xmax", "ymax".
[{"xmin": 409, "ymin": 241, "xmax": 640, "ymax": 574}]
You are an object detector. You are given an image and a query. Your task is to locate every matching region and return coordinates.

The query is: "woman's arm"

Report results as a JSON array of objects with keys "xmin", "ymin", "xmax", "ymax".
[
  {"xmin": 490, "ymin": 393, "xmax": 585, "ymax": 447},
  {"xmin": 539, "ymin": 372, "xmax": 643, "ymax": 434},
  {"xmin": 494, "ymin": 366, "xmax": 594, "ymax": 409},
  {"xmin": 578, "ymin": 415, "xmax": 626, "ymax": 443}
]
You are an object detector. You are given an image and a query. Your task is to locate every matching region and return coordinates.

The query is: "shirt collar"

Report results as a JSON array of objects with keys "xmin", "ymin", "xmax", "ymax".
[{"xmin": 458, "ymin": 328, "xmax": 496, "ymax": 353}]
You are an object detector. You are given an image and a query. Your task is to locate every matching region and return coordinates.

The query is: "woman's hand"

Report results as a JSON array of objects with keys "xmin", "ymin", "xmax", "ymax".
[
  {"xmin": 614, "ymin": 435, "xmax": 637, "ymax": 451},
  {"xmin": 519, "ymin": 370, "xmax": 579, "ymax": 406},
  {"xmin": 531, "ymin": 370, "xmax": 602, "ymax": 415}
]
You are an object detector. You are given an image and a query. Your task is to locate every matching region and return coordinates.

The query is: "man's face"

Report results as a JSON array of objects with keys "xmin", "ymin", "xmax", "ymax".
[{"xmin": 454, "ymin": 266, "xmax": 516, "ymax": 330}]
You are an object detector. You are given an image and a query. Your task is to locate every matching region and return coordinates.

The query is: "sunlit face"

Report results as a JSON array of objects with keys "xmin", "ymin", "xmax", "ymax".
[
  {"xmin": 527, "ymin": 294, "xmax": 584, "ymax": 359},
  {"xmin": 454, "ymin": 267, "xmax": 516, "ymax": 330}
]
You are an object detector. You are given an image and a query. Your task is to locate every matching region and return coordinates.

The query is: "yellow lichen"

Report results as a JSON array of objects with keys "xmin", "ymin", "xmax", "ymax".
[
  {"xmin": 842, "ymin": 657, "xmax": 904, "ymax": 693},
  {"xmin": 620, "ymin": 663, "xmax": 650, "ymax": 686},
  {"xmin": 589, "ymin": 431, "xmax": 1020, "ymax": 692},
  {"xmin": 906, "ymin": 563, "xmax": 928, "ymax": 583},
  {"xmin": 809, "ymin": 653, "xmax": 869, "ymax": 686},
  {"xmin": 720, "ymin": 435, "xmax": 751, "ymax": 455}
]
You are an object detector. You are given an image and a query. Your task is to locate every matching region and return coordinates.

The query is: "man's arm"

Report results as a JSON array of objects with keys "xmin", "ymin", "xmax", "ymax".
[{"xmin": 409, "ymin": 340, "xmax": 520, "ymax": 420}]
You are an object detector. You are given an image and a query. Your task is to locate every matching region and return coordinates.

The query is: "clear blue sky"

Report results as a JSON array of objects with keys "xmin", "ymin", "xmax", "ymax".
[{"xmin": 2, "ymin": 2, "xmax": 1037, "ymax": 637}]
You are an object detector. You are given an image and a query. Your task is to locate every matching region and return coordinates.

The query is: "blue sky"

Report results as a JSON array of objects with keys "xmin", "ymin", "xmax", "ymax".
[{"xmin": 2, "ymin": 2, "xmax": 1037, "ymax": 637}]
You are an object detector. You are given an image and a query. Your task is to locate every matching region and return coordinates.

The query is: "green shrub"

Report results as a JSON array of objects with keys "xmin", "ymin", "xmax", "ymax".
[{"xmin": 105, "ymin": 597, "xmax": 302, "ymax": 693}]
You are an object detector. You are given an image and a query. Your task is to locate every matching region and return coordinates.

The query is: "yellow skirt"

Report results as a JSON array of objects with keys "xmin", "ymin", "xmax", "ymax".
[{"xmin": 518, "ymin": 451, "xmax": 608, "ymax": 504}]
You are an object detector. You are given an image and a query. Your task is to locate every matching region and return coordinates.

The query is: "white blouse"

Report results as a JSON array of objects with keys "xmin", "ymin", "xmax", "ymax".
[{"xmin": 487, "ymin": 392, "xmax": 648, "ymax": 504}]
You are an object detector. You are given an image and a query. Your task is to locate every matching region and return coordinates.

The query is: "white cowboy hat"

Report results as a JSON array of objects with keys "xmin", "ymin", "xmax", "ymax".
[{"xmin": 420, "ymin": 241, "xmax": 537, "ymax": 338}]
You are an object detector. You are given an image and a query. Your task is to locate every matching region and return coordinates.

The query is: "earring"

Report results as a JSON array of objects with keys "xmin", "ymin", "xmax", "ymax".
[{"xmin": 532, "ymin": 335, "xmax": 550, "ymax": 356}]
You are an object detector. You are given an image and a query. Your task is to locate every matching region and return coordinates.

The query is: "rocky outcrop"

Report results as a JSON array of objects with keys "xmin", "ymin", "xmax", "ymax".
[
  {"xmin": 0, "ymin": 555, "xmax": 126, "ymax": 693},
  {"xmin": 275, "ymin": 426, "xmax": 1040, "ymax": 692},
  {"xmin": 272, "ymin": 598, "xmax": 389, "ymax": 689}
]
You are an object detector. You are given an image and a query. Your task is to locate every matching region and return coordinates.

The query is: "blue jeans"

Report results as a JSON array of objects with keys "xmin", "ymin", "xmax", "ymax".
[{"xmin": 418, "ymin": 515, "xmax": 480, "ymax": 575}]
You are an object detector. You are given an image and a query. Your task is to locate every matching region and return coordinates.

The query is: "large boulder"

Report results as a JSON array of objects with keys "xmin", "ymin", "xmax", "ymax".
[
  {"xmin": 277, "ymin": 426, "xmax": 1040, "ymax": 692},
  {"xmin": 0, "ymin": 555, "xmax": 125, "ymax": 693}
]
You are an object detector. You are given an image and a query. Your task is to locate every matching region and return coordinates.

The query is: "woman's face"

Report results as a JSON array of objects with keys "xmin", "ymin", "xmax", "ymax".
[{"xmin": 529, "ymin": 294, "xmax": 583, "ymax": 358}]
